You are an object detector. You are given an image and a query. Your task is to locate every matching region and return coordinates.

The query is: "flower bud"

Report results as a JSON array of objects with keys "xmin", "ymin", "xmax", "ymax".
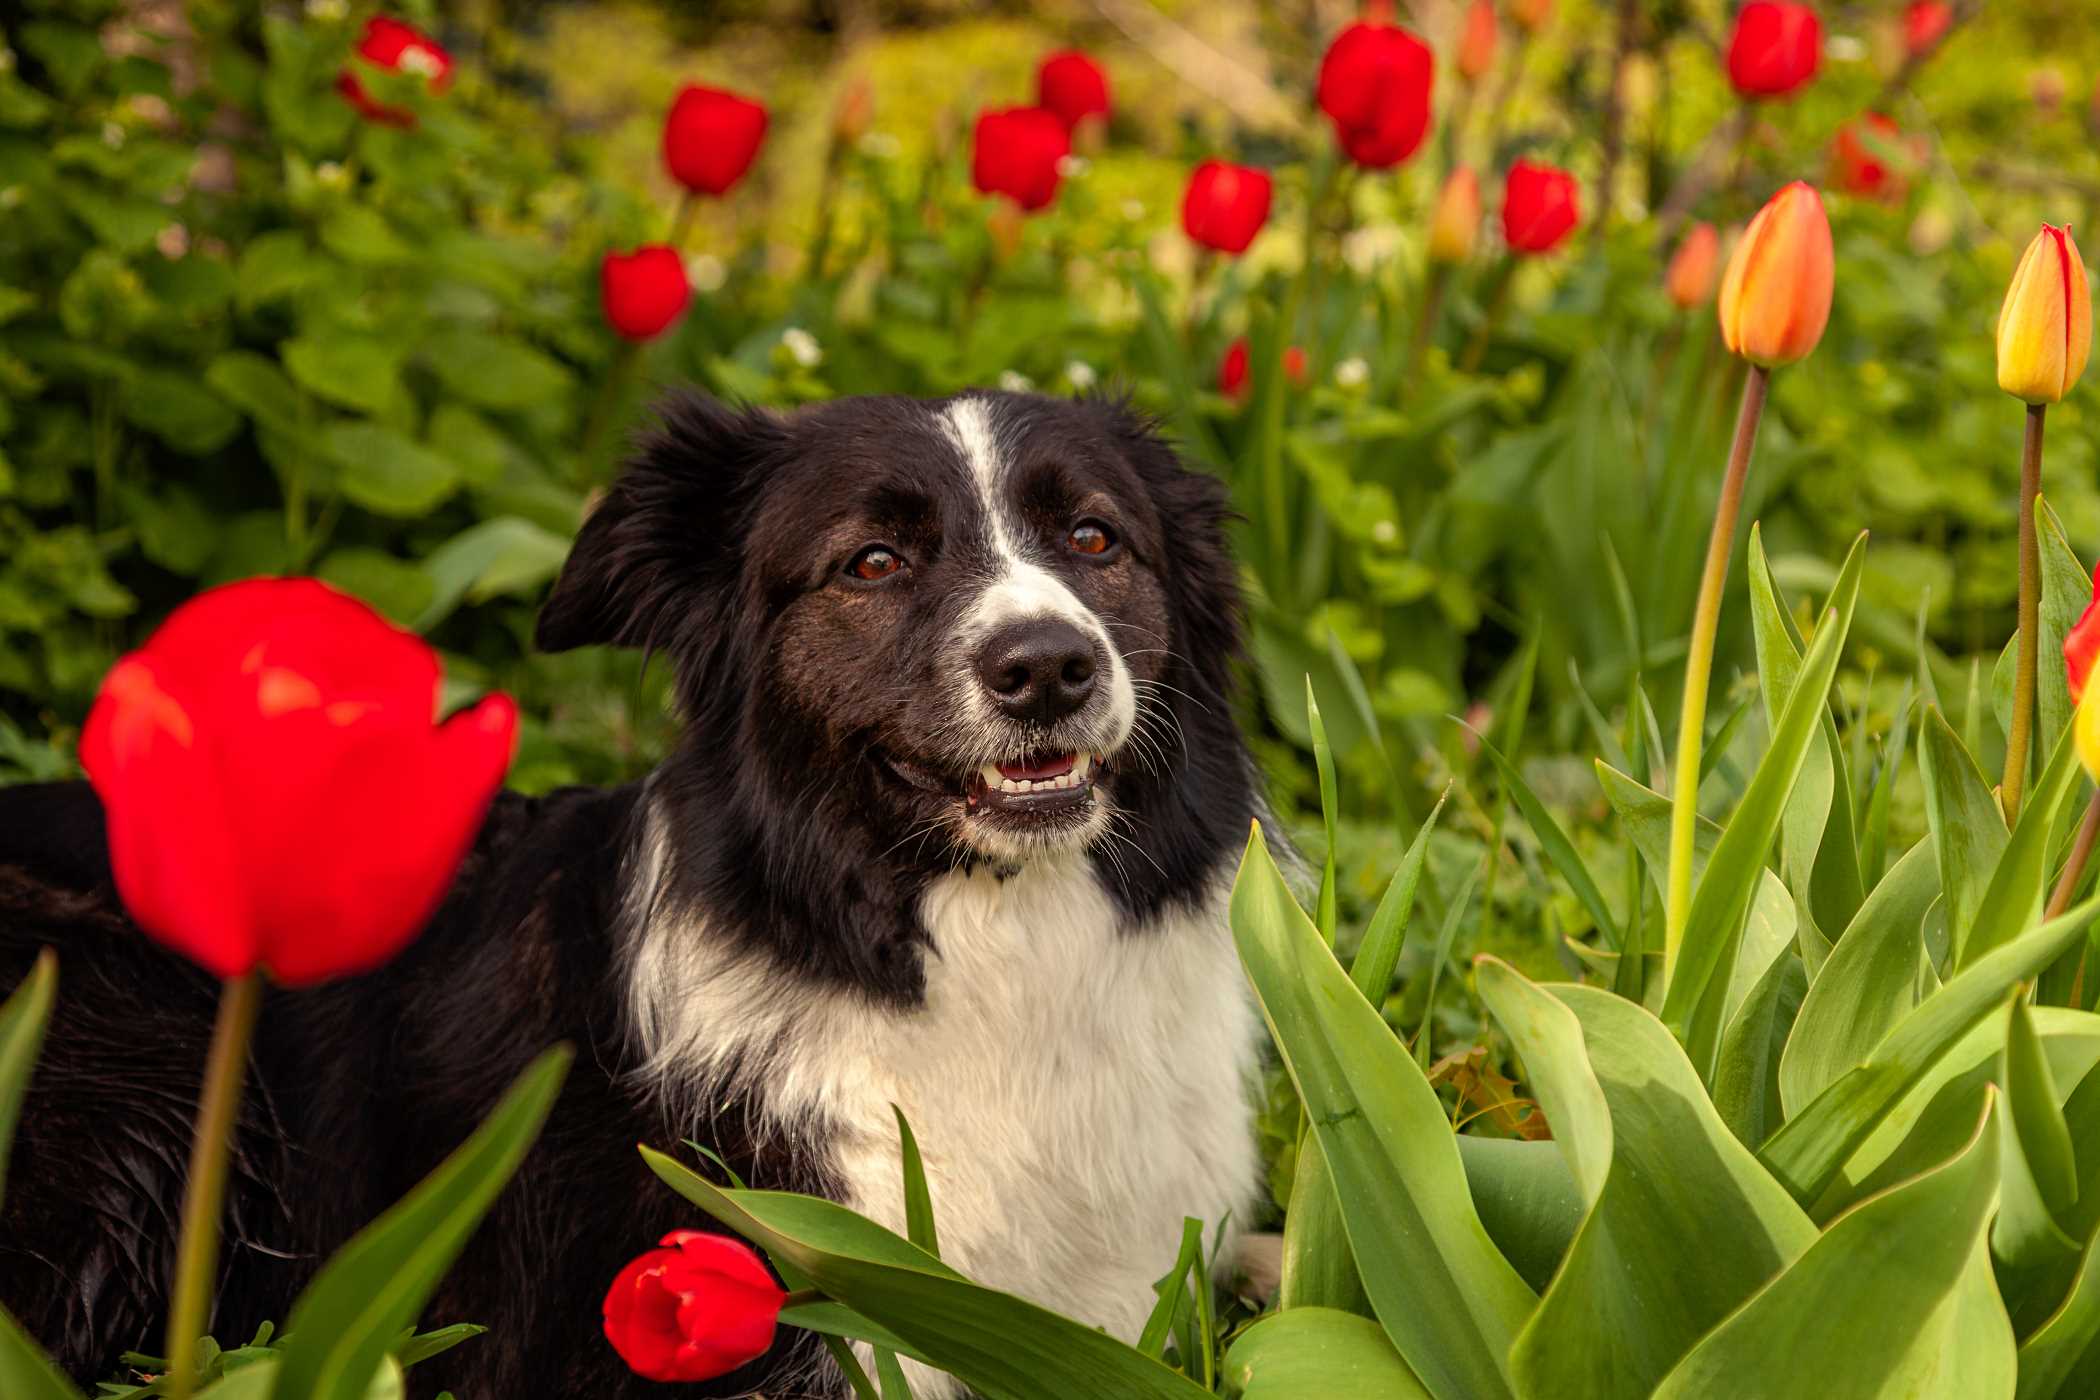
[
  {"xmin": 663, "ymin": 85, "xmax": 769, "ymax": 197},
  {"xmin": 1996, "ymin": 224, "xmax": 2092, "ymax": 405},
  {"xmin": 1501, "ymin": 159, "xmax": 1579, "ymax": 255},
  {"xmin": 1717, "ymin": 181, "xmax": 1833, "ymax": 367},
  {"xmin": 601, "ymin": 246, "xmax": 692, "ymax": 341},
  {"xmin": 604, "ymin": 1232, "xmax": 786, "ymax": 1383},
  {"xmin": 1429, "ymin": 167, "xmax": 1481, "ymax": 264},
  {"xmin": 1510, "ymin": 0, "xmax": 1552, "ymax": 34},
  {"xmin": 1902, "ymin": 0, "xmax": 1952, "ymax": 57},
  {"xmin": 1457, "ymin": 0, "xmax": 1498, "ymax": 81},
  {"xmin": 1726, "ymin": 0, "xmax": 1821, "ymax": 100},
  {"xmin": 1665, "ymin": 222, "xmax": 1721, "ymax": 308},
  {"xmin": 2079, "ymin": 658, "xmax": 2100, "ymax": 786},
  {"xmin": 2065, "ymin": 573, "xmax": 2100, "ymax": 705},
  {"xmin": 1182, "ymin": 160, "xmax": 1273, "ymax": 255}
]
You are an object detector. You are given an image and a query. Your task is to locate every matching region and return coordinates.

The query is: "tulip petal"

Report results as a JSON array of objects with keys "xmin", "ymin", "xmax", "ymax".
[
  {"xmin": 1999, "ymin": 227, "xmax": 2076, "ymax": 402},
  {"xmin": 80, "ymin": 657, "xmax": 259, "ymax": 978},
  {"xmin": 2063, "ymin": 228, "xmax": 2091, "ymax": 396}
]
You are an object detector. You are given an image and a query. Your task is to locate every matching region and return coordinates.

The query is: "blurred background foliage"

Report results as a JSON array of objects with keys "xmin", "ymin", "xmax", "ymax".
[{"xmin": 4, "ymin": 0, "xmax": 2100, "ymax": 1012}]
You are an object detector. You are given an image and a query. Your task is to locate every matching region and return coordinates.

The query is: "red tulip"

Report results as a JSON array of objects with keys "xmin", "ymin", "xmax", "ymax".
[
  {"xmin": 1902, "ymin": 0, "xmax": 1952, "ymax": 57},
  {"xmin": 1501, "ymin": 159, "xmax": 1580, "ymax": 254},
  {"xmin": 1181, "ymin": 161, "xmax": 1272, "ymax": 255},
  {"xmin": 1458, "ymin": 0, "xmax": 1499, "ymax": 82},
  {"xmin": 1831, "ymin": 113, "xmax": 1910, "ymax": 200},
  {"xmin": 972, "ymin": 106, "xmax": 1070, "ymax": 213},
  {"xmin": 1037, "ymin": 51, "xmax": 1110, "ymax": 132},
  {"xmin": 1317, "ymin": 21, "xmax": 1436, "ymax": 169},
  {"xmin": 1220, "ymin": 338, "xmax": 1307, "ymax": 401},
  {"xmin": 1726, "ymin": 1, "xmax": 1821, "ymax": 100},
  {"xmin": 601, "ymin": 246, "xmax": 692, "ymax": 341},
  {"xmin": 604, "ymin": 1231, "xmax": 787, "ymax": 1383},
  {"xmin": 336, "ymin": 17, "xmax": 452, "ymax": 127},
  {"xmin": 79, "ymin": 579, "xmax": 516, "ymax": 986},
  {"xmin": 663, "ymin": 84, "xmax": 769, "ymax": 197},
  {"xmin": 2069, "ymin": 576, "xmax": 2100, "ymax": 704}
]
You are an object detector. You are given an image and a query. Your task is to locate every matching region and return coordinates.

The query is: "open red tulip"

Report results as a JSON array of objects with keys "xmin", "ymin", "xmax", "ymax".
[
  {"xmin": 604, "ymin": 1231, "xmax": 788, "ymax": 1383},
  {"xmin": 1182, "ymin": 161, "xmax": 1273, "ymax": 255},
  {"xmin": 1037, "ymin": 51, "xmax": 1110, "ymax": 132},
  {"xmin": 1317, "ymin": 21, "xmax": 1436, "ymax": 169},
  {"xmin": 663, "ymin": 84, "xmax": 769, "ymax": 197},
  {"xmin": 80, "ymin": 578, "xmax": 517, "ymax": 986},
  {"xmin": 972, "ymin": 106, "xmax": 1071, "ymax": 213}
]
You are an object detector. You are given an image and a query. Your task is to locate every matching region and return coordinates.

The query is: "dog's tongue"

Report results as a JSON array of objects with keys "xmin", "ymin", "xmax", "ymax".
[{"xmin": 996, "ymin": 752, "xmax": 1076, "ymax": 782}]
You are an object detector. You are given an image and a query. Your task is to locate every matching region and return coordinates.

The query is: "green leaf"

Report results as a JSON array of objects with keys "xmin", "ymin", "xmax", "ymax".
[
  {"xmin": 1279, "ymin": 1132, "xmax": 1369, "ymax": 1315},
  {"xmin": 1994, "ymin": 998, "xmax": 2082, "ymax": 1308},
  {"xmin": 1221, "ymin": 1309, "xmax": 1429, "ymax": 1399},
  {"xmin": 324, "ymin": 422, "xmax": 461, "ymax": 518},
  {"xmin": 420, "ymin": 327, "xmax": 576, "ymax": 414},
  {"xmin": 1231, "ymin": 827, "xmax": 1533, "ymax": 1400},
  {"xmin": 0, "ymin": 949, "xmax": 56, "ymax": 1208},
  {"xmin": 1920, "ymin": 706, "xmax": 2009, "ymax": 969},
  {"xmin": 1350, "ymin": 789, "xmax": 1448, "ymax": 1006},
  {"xmin": 891, "ymin": 1105, "xmax": 938, "ymax": 1259},
  {"xmin": 2018, "ymin": 1228, "xmax": 2100, "ymax": 1399},
  {"xmin": 1713, "ymin": 948, "xmax": 1808, "ymax": 1150},
  {"xmin": 414, "ymin": 517, "xmax": 572, "ymax": 632},
  {"xmin": 1757, "ymin": 893, "xmax": 2100, "ymax": 1205},
  {"xmin": 1653, "ymin": 1092, "xmax": 2012, "ymax": 1400},
  {"xmin": 1961, "ymin": 722, "xmax": 2082, "ymax": 968},
  {"xmin": 122, "ymin": 369, "xmax": 239, "ymax": 455},
  {"xmin": 1777, "ymin": 838, "xmax": 1939, "ymax": 1117},
  {"xmin": 1665, "ymin": 533, "xmax": 1866, "ymax": 1070},
  {"xmin": 205, "ymin": 352, "xmax": 302, "ymax": 437},
  {"xmin": 282, "ymin": 336, "xmax": 403, "ymax": 416},
  {"xmin": 643, "ymin": 1153, "xmax": 1211, "ymax": 1400},
  {"xmin": 0, "ymin": 1308, "xmax": 85, "ymax": 1400},
  {"xmin": 1479, "ymin": 961, "xmax": 1816, "ymax": 1400},
  {"xmin": 321, "ymin": 205, "xmax": 414, "ymax": 265},
  {"xmin": 392, "ymin": 1325, "xmax": 486, "ymax": 1370},
  {"xmin": 272, "ymin": 1048, "xmax": 571, "ymax": 1400},
  {"xmin": 1450, "ymin": 1137, "xmax": 1582, "ymax": 1296},
  {"xmin": 234, "ymin": 230, "xmax": 332, "ymax": 312},
  {"xmin": 2035, "ymin": 498, "xmax": 2091, "ymax": 765},
  {"xmin": 316, "ymin": 549, "xmax": 437, "ymax": 628},
  {"xmin": 1472, "ymin": 729, "xmax": 1621, "ymax": 951},
  {"xmin": 1139, "ymin": 1218, "xmax": 1206, "ymax": 1358},
  {"xmin": 1309, "ymin": 680, "xmax": 1339, "ymax": 944}
]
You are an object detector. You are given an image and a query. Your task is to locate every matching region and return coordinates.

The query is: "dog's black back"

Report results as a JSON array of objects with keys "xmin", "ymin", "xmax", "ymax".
[{"xmin": 0, "ymin": 779, "xmax": 830, "ymax": 1398}]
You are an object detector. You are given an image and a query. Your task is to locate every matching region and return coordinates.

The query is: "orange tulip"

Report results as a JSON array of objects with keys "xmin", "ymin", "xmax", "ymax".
[
  {"xmin": 1665, "ymin": 222, "xmax": 1721, "ymax": 308},
  {"xmin": 1458, "ymin": 0, "xmax": 1498, "ymax": 80},
  {"xmin": 1429, "ymin": 167, "xmax": 1482, "ymax": 264},
  {"xmin": 1717, "ymin": 181, "xmax": 1833, "ymax": 367},
  {"xmin": 1510, "ymin": 0, "xmax": 1552, "ymax": 33},
  {"xmin": 1997, "ymin": 224, "xmax": 2092, "ymax": 404}
]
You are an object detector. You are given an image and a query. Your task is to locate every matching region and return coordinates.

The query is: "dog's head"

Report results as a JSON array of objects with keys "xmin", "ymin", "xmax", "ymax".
[{"xmin": 538, "ymin": 390, "xmax": 1252, "ymax": 987}]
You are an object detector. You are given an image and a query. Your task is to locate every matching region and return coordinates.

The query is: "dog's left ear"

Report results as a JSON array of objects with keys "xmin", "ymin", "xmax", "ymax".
[{"xmin": 536, "ymin": 393, "xmax": 784, "ymax": 654}]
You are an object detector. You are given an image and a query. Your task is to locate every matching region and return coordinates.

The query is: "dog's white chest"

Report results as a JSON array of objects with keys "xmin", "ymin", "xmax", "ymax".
[{"xmin": 829, "ymin": 862, "xmax": 1260, "ymax": 1340}]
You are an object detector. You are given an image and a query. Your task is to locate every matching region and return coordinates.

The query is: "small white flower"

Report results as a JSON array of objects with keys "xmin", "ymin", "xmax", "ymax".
[
  {"xmin": 101, "ymin": 121, "xmax": 125, "ymax": 149},
  {"xmin": 1825, "ymin": 33, "xmax": 1867, "ymax": 61},
  {"xmin": 998, "ymin": 370, "xmax": 1034, "ymax": 393},
  {"xmin": 155, "ymin": 224, "xmax": 189, "ymax": 259},
  {"xmin": 398, "ymin": 45, "xmax": 444, "ymax": 80},
  {"xmin": 1335, "ymin": 356, "xmax": 1369, "ymax": 388},
  {"xmin": 1121, "ymin": 199, "xmax": 1146, "ymax": 221},
  {"xmin": 782, "ymin": 326, "xmax": 823, "ymax": 368},
  {"xmin": 1065, "ymin": 361, "xmax": 1097, "ymax": 390},
  {"xmin": 305, "ymin": 0, "xmax": 348, "ymax": 18},
  {"xmin": 1371, "ymin": 519, "xmax": 1399, "ymax": 547},
  {"xmin": 1056, "ymin": 155, "xmax": 1089, "ymax": 179},
  {"xmin": 859, "ymin": 132, "xmax": 901, "ymax": 159},
  {"xmin": 314, "ymin": 161, "xmax": 349, "ymax": 190},
  {"xmin": 685, "ymin": 253, "xmax": 726, "ymax": 293}
]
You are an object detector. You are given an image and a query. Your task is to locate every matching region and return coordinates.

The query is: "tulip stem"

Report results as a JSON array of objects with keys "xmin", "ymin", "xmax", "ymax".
[
  {"xmin": 2003, "ymin": 403, "xmax": 2048, "ymax": 822},
  {"xmin": 2047, "ymin": 792, "xmax": 2100, "ymax": 921},
  {"xmin": 1458, "ymin": 257, "xmax": 1515, "ymax": 374},
  {"xmin": 1258, "ymin": 150, "xmax": 1335, "ymax": 588},
  {"xmin": 1407, "ymin": 263, "xmax": 1449, "ymax": 382},
  {"xmin": 1663, "ymin": 363, "xmax": 1770, "ymax": 994},
  {"xmin": 165, "ymin": 972, "xmax": 263, "ymax": 1400},
  {"xmin": 578, "ymin": 341, "xmax": 643, "ymax": 486}
]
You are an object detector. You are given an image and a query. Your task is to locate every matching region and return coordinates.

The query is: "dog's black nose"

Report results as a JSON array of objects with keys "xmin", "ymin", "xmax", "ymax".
[{"xmin": 976, "ymin": 619, "xmax": 1098, "ymax": 722}]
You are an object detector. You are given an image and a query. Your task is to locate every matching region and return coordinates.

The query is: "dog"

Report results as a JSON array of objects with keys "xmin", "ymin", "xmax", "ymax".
[{"xmin": 0, "ymin": 389, "xmax": 1264, "ymax": 1398}]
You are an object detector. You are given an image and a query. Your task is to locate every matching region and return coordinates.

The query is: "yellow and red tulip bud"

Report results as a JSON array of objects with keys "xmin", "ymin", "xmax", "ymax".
[
  {"xmin": 1429, "ymin": 167, "xmax": 1481, "ymax": 264},
  {"xmin": 1996, "ymin": 224, "xmax": 2091, "ymax": 405},
  {"xmin": 2066, "ymin": 573, "xmax": 2100, "ymax": 705},
  {"xmin": 1665, "ymin": 222, "xmax": 1721, "ymax": 309},
  {"xmin": 2078, "ymin": 659, "xmax": 2100, "ymax": 784},
  {"xmin": 1717, "ymin": 181, "xmax": 1833, "ymax": 368}
]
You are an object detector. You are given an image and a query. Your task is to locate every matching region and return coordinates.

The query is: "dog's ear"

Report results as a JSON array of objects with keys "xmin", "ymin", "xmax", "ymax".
[{"xmin": 535, "ymin": 393, "xmax": 784, "ymax": 654}]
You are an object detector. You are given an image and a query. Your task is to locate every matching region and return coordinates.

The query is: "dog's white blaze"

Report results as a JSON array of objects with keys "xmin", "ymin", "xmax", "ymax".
[
  {"xmin": 937, "ymin": 396, "xmax": 1137, "ymax": 757},
  {"xmin": 625, "ymin": 814, "xmax": 1261, "ymax": 1400}
]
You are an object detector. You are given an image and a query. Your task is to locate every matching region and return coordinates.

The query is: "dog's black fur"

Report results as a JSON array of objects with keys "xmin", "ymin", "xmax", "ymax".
[{"xmin": 0, "ymin": 391, "xmax": 1254, "ymax": 1397}]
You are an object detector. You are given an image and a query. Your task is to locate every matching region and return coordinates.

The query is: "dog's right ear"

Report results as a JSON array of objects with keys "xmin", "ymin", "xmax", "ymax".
[{"xmin": 535, "ymin": 393, "xmax": 784, "ymax": 654}]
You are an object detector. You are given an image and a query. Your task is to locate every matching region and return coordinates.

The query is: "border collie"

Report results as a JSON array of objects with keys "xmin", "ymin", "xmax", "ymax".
[{"xmin": 0, "ymin": 390, "xmax": 1263, "ymax": 1398}]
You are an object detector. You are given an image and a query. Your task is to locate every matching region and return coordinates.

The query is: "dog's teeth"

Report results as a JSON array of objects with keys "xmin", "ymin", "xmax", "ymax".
[
  {"xmin": 1001, "ymin": 778, "xmax": 1024, "ymax": 794},
  {"xmin": 979, "ymin": 763, "xmax": 1004, "ymax": 788},
  {"xmin": 1072, "ymin": 753, "xmax": 1092, "ymax": 778}
]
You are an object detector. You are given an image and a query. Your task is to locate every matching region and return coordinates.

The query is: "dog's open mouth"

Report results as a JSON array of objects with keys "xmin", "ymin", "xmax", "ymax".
[{"xmin": 881, "ymin": 749, "xmax": 1103, "ymax": 817}]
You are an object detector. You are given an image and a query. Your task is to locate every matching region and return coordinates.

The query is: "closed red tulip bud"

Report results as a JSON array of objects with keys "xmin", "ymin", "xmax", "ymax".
[
  {"xmin": 601, "ymin": 246, "xmax": 692, "ymax": 341},
  {"xmin": 1996, "ymin": 224, "xmax": 2092, "ymax": 405},
  {"xmin": 603, "ymin": 1231, "xmax": 787, "ymax": 1383},
  {"xmin": 1501, "ymin": 159, "xmax": 1580, "ymax": 254},
  {"xmin": 1665, "ymin": 222, "xmax": 1722, "ymax": 308},
  {"xmin": 79, "ymin": 579, "xmax": 516, "ymax": 986},
  {"xmin": 1429, "ymin": 167, "xmax": 1482, "ymax": 264},
  {"xmin": 663, "ymin": 84, "xmax": 769, "ymax": 197},
  {"xmin": 972, "ymin": 106, "xmax": 1070, "ymax": 213},
  {"xmin": 1717, "ymin": 181, "xmax": 1834, "ymax": 367},
  {"xmin": 1831, "ymin": 113, "xmax": 1909, "ymax": 200},
  {"xmin": 336, "ymin": 17, "xmax": 452, "ymax": 127},
  {"xmin": 2067, "ymin": 574, "xmax": 2100, "ymax": 704},
  {"xmin": 1458, "ymin": 0, "xmax": 1499, "ymax": 81},
  {"xmin": 1285, "ymin": 346, "xmax": 1310, "ymax": 385},
  {"xmin": 1037, "ymin": 51, "xmax": 1110, "ymax": 133},
  {"xmin": 1317, "ymin": 22, "xmax": 1436, "ymax": 169},
  {"xmin": 1902, "ymin": 0, "xmax": 1952, "ymax": 57},
  {"xmin": 1510, "ymin": 0, "xmax": 1553, "ymax": 33},
  {"xmin": 1726, "ymin": 1, "xmax": 1822, "ymax": 100},
  {"xmin": 1182, "ymin": 161, "xmax": 1273, "ymax": 255}
]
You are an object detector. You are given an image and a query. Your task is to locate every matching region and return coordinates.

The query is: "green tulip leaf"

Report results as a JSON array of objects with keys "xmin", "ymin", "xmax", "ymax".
[
  {"xmin": 1221, "ymin": 1309, "xmax": 1430, "ymax": 1399},
  {"xmin": 1279, "ymin": 1131, "xmax": 1370, "ymax": 1315},
  {"xmin": 1713, "ymin": 946, "xmax": 1809, "ymax": 1150},
  {"xmin": 1349, "ymin": 788, "xmax": 1449, "ymax": 1006},
  {"xmin": 1472, "ymin": 729, "xmax": 1622, "ymax": 952},
  {"xmin": 1919, "ymin": 706, "xmax": 2007, "ymax": 973},
  {"xmin": 1232, "ymin": 825, "xmax": 1534, "ymax": 1400},
  {"xmin": 1451, "ymin": 1137, "xmax": 1583, "ymax": 1296},
  {"xmin": 1962, "ymin": 722, "xmax": 2082, "ymax": 969},
  {"xmin": 0, "ymin": 1309, "xmax": 82, "ymax": 1400},
  {"xmin": 0, "ymin": 949, "xmax": 56, "ymax": 1209}
]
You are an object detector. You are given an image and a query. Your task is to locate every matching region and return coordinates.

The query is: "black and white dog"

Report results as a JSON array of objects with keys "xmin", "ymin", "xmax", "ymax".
[{"xmin": 0, "ymin": 390, "xmax": 1263, "ymax": 1398}]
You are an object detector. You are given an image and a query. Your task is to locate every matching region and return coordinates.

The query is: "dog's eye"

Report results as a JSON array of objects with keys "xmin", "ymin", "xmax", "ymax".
[
  {"xmin": 1067, "ymin": 521, "xmax": 1117, "ymax": 557},
  {"xmin": 847, "ymin": 545, "xmax": 905, "ymax": 582}
]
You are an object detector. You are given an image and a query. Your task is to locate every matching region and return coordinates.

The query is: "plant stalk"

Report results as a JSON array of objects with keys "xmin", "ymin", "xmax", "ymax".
[
  {"xmin": 1457, "ymin": 256, "xmax": 1516, "ymax": 373},
  {"xmin": 2003, "ymin": 403, "xmax": 2047, "ymax": 821},
  {"xmin": 2047, "ymin": 793, "xmax": 2100, "ymax": 921},
  {"xmin": 1663, "ymin": 363, "xmax": 1770, "ymax": 991},
  {"xmin": 1258, "ymin": 150, "xmax": 1336, "ymax": 586},
  {"xmin": 165, "ymin": 972, "xmax": 263, "ymax": 1400}
]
